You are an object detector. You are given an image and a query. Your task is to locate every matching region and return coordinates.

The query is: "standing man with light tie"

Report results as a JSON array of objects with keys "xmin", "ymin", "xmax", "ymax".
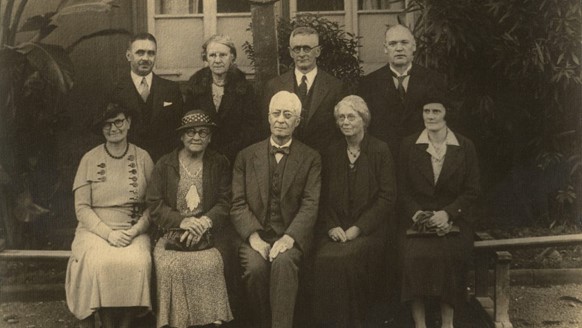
[
  {"xmin": 231, "ymin": 91, "xmax": 321, "ymax": 328},
  {"xmin": 263, "ymin": 27, "xmax": 345, "ymax": 154},
  {"xmin": 112, "ymin": 33, "xmax": 184, "ymax": 162},
  {"xmin": 358, "ymin": 24, "xmax": 447, "ymax": 322},
  {"xmin": 358, "ymin": 24, "xmax": 447, "ymax": 159}
]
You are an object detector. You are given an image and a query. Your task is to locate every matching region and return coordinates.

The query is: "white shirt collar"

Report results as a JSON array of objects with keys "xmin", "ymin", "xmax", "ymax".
[
  {"xmin": 415, "ymin": 128, "xmax": 460, "ymax": 146},
  {"xmin": 131, "ymin": 71, "xmax": 153, "ymax": 92},
  {"xmin": 389, "ymin": 63, "xmax": 412, "ymax": 77},
  {"xmin": 270, "ymin": 137, "xmax": 293, "ymax": 148},
  {"xmin": 294, "ymin": 67, "xmax": 318, "ymax": 92}
]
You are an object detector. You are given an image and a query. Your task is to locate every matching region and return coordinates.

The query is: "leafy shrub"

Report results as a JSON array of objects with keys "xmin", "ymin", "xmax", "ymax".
[
  {"xmin": 406, "ymin": 0, "xmax": 581, "ymax": 226},
  {"xmin": 243, "ymin": 14, "xmax": 363, "ymax": 88}
]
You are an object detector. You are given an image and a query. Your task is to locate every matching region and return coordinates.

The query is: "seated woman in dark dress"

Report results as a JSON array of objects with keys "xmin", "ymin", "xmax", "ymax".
[
  {"xmin": 147, "ymin": 110, "xmax": 233, "ymax": 327},
  {"xmin": 312, "ymin": 95, "xmax": 396, "ymax": 328},
  {"xmin": 398, "ymin": 97, "xmax": 480, "ymax": 328},
  {"xmin": 184, "ymin": 34, "xmax": 260, "ymax": 164}
]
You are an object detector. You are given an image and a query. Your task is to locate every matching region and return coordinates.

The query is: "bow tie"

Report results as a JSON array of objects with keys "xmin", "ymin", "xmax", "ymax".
[{"xmin": 270, "ymin": 145, "xmax": 290, "ymax": 156}]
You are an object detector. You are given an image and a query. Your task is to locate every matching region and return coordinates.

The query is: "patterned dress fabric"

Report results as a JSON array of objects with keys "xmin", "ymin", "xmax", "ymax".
[
  {"xmin": 153, "ymin": 163, "xmax": 233, "ymax": 328},
  {"xmin": 65, "ymin": 144, "xmax": 153, "ymax": 319}
]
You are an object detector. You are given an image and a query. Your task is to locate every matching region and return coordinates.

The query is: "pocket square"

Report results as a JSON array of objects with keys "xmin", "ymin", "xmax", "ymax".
[{"xmin": 163, "ymin": 101, "xmax": 173, "ymax": 107}]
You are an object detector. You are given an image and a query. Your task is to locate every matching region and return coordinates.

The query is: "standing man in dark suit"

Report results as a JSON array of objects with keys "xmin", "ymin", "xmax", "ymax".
[
  {"xmin": 358, "ymin": 25, "xmax": 447, "ymax": 321},
  {"xmin": 358, "ymin": 24, "xmax": 446, "ymax": 159},
  {"xmin": 263, "ymin": 27, "xmax": 345, "ymax": 154},
  {"xmin": 112, "ymin": 33, "xmax": 184, "ymax": 162},
  {"xmin": 231, "ymin": 91, "xmax": 321, "ymax": 328}
]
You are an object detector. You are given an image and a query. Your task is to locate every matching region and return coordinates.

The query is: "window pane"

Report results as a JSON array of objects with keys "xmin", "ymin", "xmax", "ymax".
[
  {"xmin": 297, "ymin": 0, "xmax": 344, "ymax": 11},
  {"xmin": 158, "ymin": 0, "xmax": 202, "ymax": 14},
  {"xmin": 218, "ymin": 0, "xmax": 251, "ymax": 13},
  {"xmin": 359, "ymin": 0, "xmax": 405, "ymax": 10}
]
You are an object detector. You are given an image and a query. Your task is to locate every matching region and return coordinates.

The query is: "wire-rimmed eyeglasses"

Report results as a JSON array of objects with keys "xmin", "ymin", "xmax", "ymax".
[{"xmin": 289, "ymin": 45, "xmax": 321, "ymax": 54}]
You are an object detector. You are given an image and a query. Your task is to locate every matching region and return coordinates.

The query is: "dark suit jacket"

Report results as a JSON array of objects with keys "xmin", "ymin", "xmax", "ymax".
[
  {"xmin": 320, "ymin": 134, "xmax": 396, "ymax": 236},
  {"xmin": 112, "ymin": 72, "xmax": 184, "ymax": 162},
  {"xmin": 184, "ymin": 67, "xmax": 260, "ymax": 164},
  {"xmin": 358, "ymin": 64, "xmax": 446, "ymax": 158},
  {"xmin": 263, "ymin": 69, "xmax": 345, "ymax": 153},
  {"xmin": 230, "ymin": 138, "xmax": 321, "ymax": 252},
  {"xmin": 398, "ymin": 130, "xmax": 480, "ymax": 225}
]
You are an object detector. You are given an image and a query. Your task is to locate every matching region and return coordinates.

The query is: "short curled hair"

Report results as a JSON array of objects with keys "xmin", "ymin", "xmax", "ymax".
[
  {"xmin": 201, "ymin": 34, "xmax": 237, "ymax": 62},
  {"xmin": 334, "ymin": 95, "xmax": 371, "ymax": 128}
]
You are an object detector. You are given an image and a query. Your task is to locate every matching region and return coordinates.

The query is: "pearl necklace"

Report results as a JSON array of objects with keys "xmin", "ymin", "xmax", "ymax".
[{"xmin": 104, "ymin": 143, "xmax": 129, "ymax": 159}]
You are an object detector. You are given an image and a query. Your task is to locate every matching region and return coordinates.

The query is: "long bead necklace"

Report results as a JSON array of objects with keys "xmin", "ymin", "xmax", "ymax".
[
  {"xmin": 179, "ymin": 157, "xmax": 203, "ymax": 178},
  {"xmin": 104, "ymin": 143, "xmax": 129, "ymax": 159},
  {"xmin": 347, "ymin": 146, "xmax": 360, "ymax": 169}
]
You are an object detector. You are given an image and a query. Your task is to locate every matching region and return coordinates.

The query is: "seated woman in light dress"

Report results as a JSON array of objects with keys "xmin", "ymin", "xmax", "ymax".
[
  {"xmin": 66, "ymin": 103, "xmax": 154, "ymax": 328},
  {"xmin": 147, "ymin": 110, "xmax": 233, "ymax": 328}
]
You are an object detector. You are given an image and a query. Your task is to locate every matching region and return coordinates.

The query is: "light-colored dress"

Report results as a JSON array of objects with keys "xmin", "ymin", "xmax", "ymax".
[
  {"xmin": 153, "ymin": 163, "xmax": 233, "ymax": 328},
  {"xmin": 65, "ymin": 144, "xmax": 154, "ymax": 320}
]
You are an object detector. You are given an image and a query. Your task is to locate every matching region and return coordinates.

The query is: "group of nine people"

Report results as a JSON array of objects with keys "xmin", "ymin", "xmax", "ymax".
[{"xmin": 65, "ymin": 24, "xmax": 480, "ymax": 328}]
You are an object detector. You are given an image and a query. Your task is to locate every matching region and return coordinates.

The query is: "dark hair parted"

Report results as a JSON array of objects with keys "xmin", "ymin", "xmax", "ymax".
[
  {"xmin": 128, "ymin": 32, "xmax": 157, "ymax": 49},
  {"xmin": 422, "ymin": 94, "xmax": 457, "ymax": 122}
]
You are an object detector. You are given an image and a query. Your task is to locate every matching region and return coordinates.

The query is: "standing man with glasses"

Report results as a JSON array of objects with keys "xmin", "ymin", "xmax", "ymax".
[
  {"xmin": 112, "ymin": 32, "xmax": 184, "ymax": 162},
  {"xmin": 231, "ymin": 91, "xmax": 321, "ymax": 328},
  {"xmin": 358, "ymin": 24, "xmax": 447, "ymax": 160},
  {"xmin": 263, "ymin": 27, "xmax": 345, "ymax": 154}
]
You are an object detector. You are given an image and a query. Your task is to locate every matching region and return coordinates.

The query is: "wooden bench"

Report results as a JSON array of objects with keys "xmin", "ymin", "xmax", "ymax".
[
  {"xmin": 472, "ymin": 232, "xmax": 582, "ymax": 328},
  {"xmin": 0, "ymin": 249, "xmax": 71, "ymax": 261}
]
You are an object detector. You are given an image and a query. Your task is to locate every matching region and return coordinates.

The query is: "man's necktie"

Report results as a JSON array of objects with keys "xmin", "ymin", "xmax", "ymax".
[
  {"xmin": 139, "ymin": 77, "xmax": 149, "ymax": 102},
  {"xmin": 392, "ymin": 72, "xmax": 408, "ymax": 101},
  {"xmin": 298, "ymin": 75, "xmax": 308, "ymax": 120}
]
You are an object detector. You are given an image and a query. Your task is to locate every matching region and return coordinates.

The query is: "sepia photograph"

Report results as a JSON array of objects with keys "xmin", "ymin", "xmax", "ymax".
[{"xmin": 0, "ymin": 0, "xmax": 581, "ymax": 327}]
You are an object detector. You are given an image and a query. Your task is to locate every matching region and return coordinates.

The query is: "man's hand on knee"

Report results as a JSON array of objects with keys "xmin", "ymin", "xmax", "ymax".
[
  {"xmin": 269, "ymin": 234, "xmax": 294, "ymax": 262},
  {"xmin": 249, "ymin": 232, "xmax": 271, "ymax": 260}
]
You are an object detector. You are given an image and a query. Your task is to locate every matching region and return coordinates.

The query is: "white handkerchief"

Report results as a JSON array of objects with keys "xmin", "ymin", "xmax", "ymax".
[
  {"xmin": 186, "ymin": 185, "xmax": 200, "ymax": 211},
  {"xmin": 163, "ymin": 101, "xmax": 173, "ymax": 107}
]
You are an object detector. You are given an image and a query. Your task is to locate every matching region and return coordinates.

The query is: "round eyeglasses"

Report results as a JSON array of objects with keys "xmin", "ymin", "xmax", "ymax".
[
  {"xmin": 185, "ymin": 129, "xmax": 210, "ymax": 138},
  {"xmin": 337, "ymin": 114, "xmax": 359, "ymax": 122},
  {"xmin": 103, "ymin": 118, "xmax": 126, "ymax": 130}
]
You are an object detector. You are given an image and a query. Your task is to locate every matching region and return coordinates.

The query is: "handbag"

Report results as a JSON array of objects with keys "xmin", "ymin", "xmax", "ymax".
[
  {"xmin": 406, "ymin": 211, "xmax": 460, "ymax": 237},
  {"xmin": 163, "ymin": 228, "xmax": 214, "ymax": 251}
]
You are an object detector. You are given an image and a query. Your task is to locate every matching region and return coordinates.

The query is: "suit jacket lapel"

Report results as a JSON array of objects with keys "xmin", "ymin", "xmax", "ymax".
[
  {"xmin": 150, "ymin": 74, "xmax": 162, "ymax": 124},
  {"xmin": 307, "ymin": 73, "xmax": 330, "ymax": 123},
  {"xmin": 252, "ymin": 142, "xmax": 270, "ymax": 209},
  {"xmin": 282, "ymin": 72, "xmax": 295, "ymax": 92},
  {"xmin": 436, "ymin": 145, "xmax": 461, "ymax": 186},
  {"xmin": 412, "ymin": 143, "xmax": 435, "ymax": 186},
  {"xmin": 117, "ymin": 73, "xmax": 140, "ymax": 111},
  {"xmin": 281, "ymin": 143, "xmax": 301, "ymax": 198},
  {"xmin": 402, "ymin": 66, "xmax": 421, "ymax": 122}
]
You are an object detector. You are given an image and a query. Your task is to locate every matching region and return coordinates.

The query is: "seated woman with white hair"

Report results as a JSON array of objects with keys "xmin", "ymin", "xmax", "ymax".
[{"xmin": 311, "ymin": 95, "xmax": 397, "ymax": 328}]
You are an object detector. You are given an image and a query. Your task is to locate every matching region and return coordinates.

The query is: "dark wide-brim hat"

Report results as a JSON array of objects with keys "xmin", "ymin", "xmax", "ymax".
[
  {"xmin": 176, "ymin": 110, "xmax": 217, "ymax": 132},
  {"xmin": 91, "ymin": 103, "xmax": 135, "ymax": 135}
]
